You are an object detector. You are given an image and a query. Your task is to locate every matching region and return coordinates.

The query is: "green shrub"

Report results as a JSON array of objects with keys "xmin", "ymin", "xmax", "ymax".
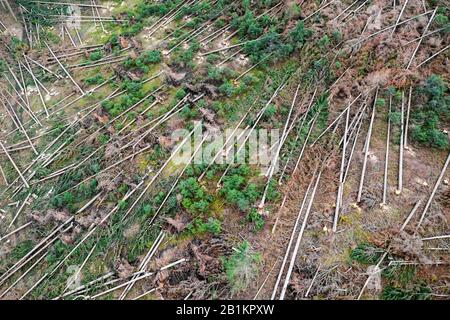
[
  {"xmin": 246, "ymin": 208, "xmax": 264, "ymax": 231},
  {"xmin": 179, "ymin": 177, "xmax": 212, "ymax": 215},
  {"xmin": 173, "ymin": 88, "xmax": 186, "ymax": 101},
  {"xmin": 139, "ymin": 50, "xmax": 162, "ymax": 64},
  {"xmin": 83, "ymin": 75, "xmax": 105, "ymax": 85},
  {"xmin": 332, "ymin": 30, "xmax": 342, "ymax": 43},
  {"xmin": 173, "ymin": 42, "xmax": 199, "ymax": 68},
  {"xmin": 409, "ymin": 75, "xmax": 449, "ymax": 149},
  {"xmin": 221, "ymin": 241, "xmax": 260, "ymax": 294},
  {"xmin": 186, "ymin": 217, "xmax": 221, "ymax": 236},
  {"xmin": 89, "ymin": 50, "xmax": 103, "ymax": 61},
  {"xmin": 349, "ymin": 243, "xmax": 384, "ymax": 265},
  {"xmin": 101, "ymin": 80, "xmax": 144, "ymax": 116},
  {"xmin": 265, "ymin": 179, "xmax": 279, "ymax": 202},
  {"xmin": 382, "ymin": 264, "xmax": 416, "ymax": 286},
  {"xmin": 97, "ymin": 133, "xmax": 109, "ymax": 144},
  {"xmin": 411, "ymin": 125, "xmax": 447, "ymax": 149},
  {"xmin": 180, "ymin": 105, "xmax": 198, "ymax": 120},
  {"xmin": 389, "ymin": 111, "xmax": 402, "ymax": 125},
  {"xmin": 10, "ymin": 240, "xmax": 33, "ymax": 260},
  {"xmin": 205, "ymin": 217, "xmax": 222, "ymax": 235},
  {"xmin": 434, "ymin": 13, "xmax": 449, "ymax": 26},
  {"xmin": 380, "ymin": 263, "xmax": 431, "ymax": 300},
  {"xmin": 77, "ymin": 179, "xmax": 98, "ymax": 199},
  {"xmin": 317, "ymin": 35, "xmax": 330, "ymax": 48},
  {"xmin": 218, "ymin": 81, "xmax": 235, "ymax": 97},
  {"xmin": 135, "ymin": 2, "xmax": 173, "ymax": 18},
  {"xmin": 16, "ymin": 1, "xmax": 67, "ymax": 27},
  {"xmin": 123, "ymin": 50, "xmax": 161, "ymax": 73},
  {"xmin": 118, "ymin": 199, "xmax": 127, "ymax": 210},
  {"xmin": 243, "ymin": 31, "xmax": 282, "ymax": 63},
  {"xmin": 207, "ymin": 66, "xmax": 234, "ymax": 83},
  {"xmin": 10, "ymin": 36, "xmax": 25, "ymax": 53},
  {"xmin": 263, "ymin": 104, "xmax": 277, "ymax": 120},
  {"xmin": 376, "ymin": 98, "xmax": 386, "ymax": 106},
  {"xmin": 233, "ymin": 10, "xmax": 262, "ymax": 39},
  {"xmin": 220, "ymin": 166, "xmax": 261, "ymax": 212},
  {"xmin": 206, "ymin": 54, "xmax": 220, "ymax": 64},
  {"xmin": 45, "ymin": 240, "xmax": 69, "ymax": 265},
  {"xmin": 50, "ymin": 191, "xmax": 75, "ymax": 212},
  {"xmin": 381, "ymin": 285, "xmax": 431, "ymax": 300},
  {"xmin": 287, "ymin": 21, "xmax": 312, "ymax": 48}
]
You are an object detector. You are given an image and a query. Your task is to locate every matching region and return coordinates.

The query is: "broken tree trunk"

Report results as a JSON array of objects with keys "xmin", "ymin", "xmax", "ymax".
[
  {"xmin": 118, "ymin": 231, "xmax": 165, "ymax": 300},
  {"xmin": 123, "ymin": 124, "xmax": 201, "ymax": 220},
  {"xmin": 198, "ymin": 103, "xmax": 255, "ymax": 182},
  {"xmin": 406, "ymin": 7, "xmax": 437, "ymax": 70},
  {"xmin": 0, "ymin": 221, "xmax": 32, "ymax": 242},
  {"xmin": 390, "ymin": 0, "xmax": 409, "ymax": 36},
  {"xmin": 333, "ymin": 105, "xmax": 350, "ymax": 232},
  {"xmin": 3, "ymin": 0, "xmax": 17, "ymax": 21},
  {"xmin": 417, "ymin": 151, "xmax": 450, "ymax": 228},
  {"xmin": 271, "ymin": 171, "xmax": 316, "ymax": 300},
  {"xmin": 279, "ymin": 169, "xmax": 323, "ymax": 300},
  {"xmin": 0, "ymin": 141, "xmax": 29, "ymax": 188},
  {"xmin": 383, "ymin": 96, "xmax": 392, "ymax": 204},
  {"xmin": 398, "ymin": 91, "xmax": 405, "ymax": 194},
  {"xmin": 417, "ymin": 44, "xmax": 450, "ymax": 68},
  {"xmin": 259, "ymin": 84, "xmax": 300, "ymax": 208},
  {"xmin": 404, "ymin": 86, "xmax": 412, "ymax": 149},
  {"xmin": 148, "ymin": 133, "xmax": 209, "ymax": 226},
  {"xmin": 1, "ymin": 98, "xmax": 38, "ymax": 155},
  {"xmin": 7, "ymin": 193, "xmax": 31, "ymax": 230},
  {"xmin": 358, "ymin": 198, "xmax": 423, "ymax": 299},
  {"xmin": 44, "ymin": 41, "xmax": 85, "ymax": 95},
  {"xmin": 22, "ymin": 58, "xmax": 49, "ymax": 117},
  {"xmin": 353, "ymin": 10, "xmax": 434, "ymax": 48},
  {"xmin": 357, "ymin": 89, "xmax": 378, "ymax": 203},
  {"xmin": 292, "ymin": 114, "xmax": 318, "ymax": 176}
]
